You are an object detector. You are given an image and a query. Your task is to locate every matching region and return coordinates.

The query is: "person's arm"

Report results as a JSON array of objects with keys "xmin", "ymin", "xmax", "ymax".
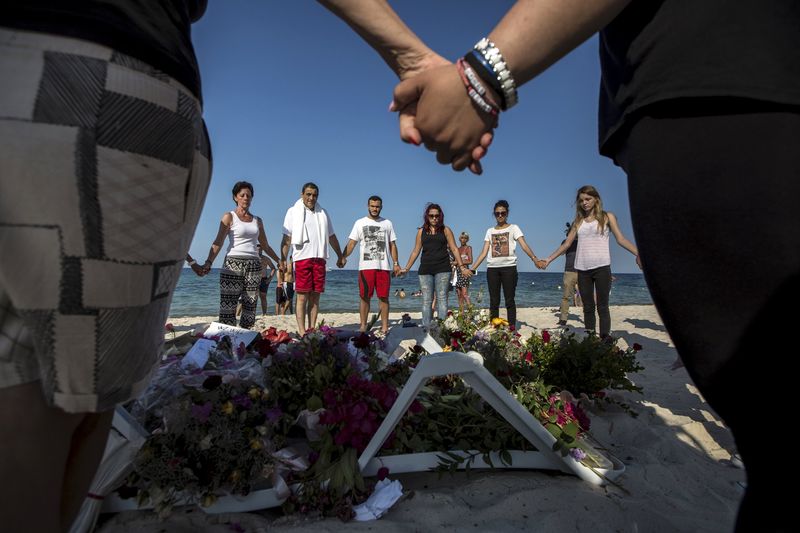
[
  {"xmin": 402, "ymin": 228, "xmax": 423, "ymax": 272},
  {"xmin": 470, "ymin": 240, "xmax": 490, "ymax": 270},
  {"xmin": 390, "ymin": 240, "xmax": 401, "ymax": 276},
  {"xmin": 544, "ymin": 225, "xmax": 578, "ymax": 267},
  {"xmin": 391, "ymin": 0, "xmax": 631, "ymax": 171},
  {"xmin": 318, "ymin": 0, "xmax": 490, "ymax": 174},
  {"xmin": 606, "ymin": 212, "xmax": 641, "ymax": 268},
  {"xmin": 515, "ymin": 235, "xmax": 542, "ymax": 268},
  {"xmin": 186, "ymin": 254, "xmax": 205, "ymax": 276},
  {"xmin": 280, "ymin": 234, "xmax": 291, "ymax": 272},
  {"xmin": 256, "ymin": 218, "xmax": 281, "ymax": 265},
  {"xmin": 343, "ymin": 238, "xmax": 358, "ymax": 259},
  {"xmin": 329, "ymin": 234, "xmax": 345, "ymax": 267},
  {"xmin": 203, "ymin": 213, "xmax": 233, "ymax": 272}
]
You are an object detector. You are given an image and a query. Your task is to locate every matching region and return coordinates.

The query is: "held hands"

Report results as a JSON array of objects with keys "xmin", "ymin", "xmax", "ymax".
[
  {"xmin": 391, "ymin": 63, "xmax": 495, "ymax": 174},
  {"xmin": 534, "ymin": 259, "xmax": 548, "ymax": 270},
  {"xmin": 393, "ymin": 264, "xmax": 402, "ymax": 277},
  {"xmin": 336, "ymin": 256, "xmax": 346, "ymax": 269},
  {"xmin": 190, "ymin": 263, "xmax": 206, "ymax": 276}
]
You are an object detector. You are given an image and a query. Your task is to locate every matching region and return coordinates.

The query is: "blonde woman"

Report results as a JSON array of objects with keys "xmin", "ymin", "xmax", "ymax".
[{"xmin": 543, "ymin": 186, "xmax": 640, "ymax": 337}]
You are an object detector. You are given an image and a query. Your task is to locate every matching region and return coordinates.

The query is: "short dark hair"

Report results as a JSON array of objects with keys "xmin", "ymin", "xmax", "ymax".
[
  {"xmin": 368, "ymin": 195, "xmax": 382, "ymax": 204},
  {"xmin": 301, "ymin": 182, "xmax": 319, "ymax": 193},
  {"xmin": 494, "ymin": 199, "xmax": 509, "ymax": 212},
  {"xmin": 232, "ymin": 181, "xmax": 254, "ymax": 201}
]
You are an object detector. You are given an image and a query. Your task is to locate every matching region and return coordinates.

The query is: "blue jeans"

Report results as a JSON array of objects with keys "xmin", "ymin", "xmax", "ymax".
[{"xmin": 418, "ymin": 272, "xmax": 451, "ymax": 328}]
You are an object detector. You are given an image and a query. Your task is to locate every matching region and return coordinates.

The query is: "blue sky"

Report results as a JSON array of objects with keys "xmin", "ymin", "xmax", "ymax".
[{"xmin": 189, "ymin": 1, "xmax": 640, "ymax": 273}]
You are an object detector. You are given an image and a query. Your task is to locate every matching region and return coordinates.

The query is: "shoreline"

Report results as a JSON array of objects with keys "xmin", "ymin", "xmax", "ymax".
[{"xmin": 165, "ymin": 305, "xmax": 660, "ymax": 337}]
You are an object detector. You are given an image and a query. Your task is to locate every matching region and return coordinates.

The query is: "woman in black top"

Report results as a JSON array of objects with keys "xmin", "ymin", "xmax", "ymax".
[{"xmin": 402, "ymin": 203, "xmax": 472, "ymax": 329}]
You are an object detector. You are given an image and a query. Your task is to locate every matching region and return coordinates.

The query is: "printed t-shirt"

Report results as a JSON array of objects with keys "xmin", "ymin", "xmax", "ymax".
[
  {"xmin": 484, "ymin": 224, "xmax": 524, "ymax": 268},
  {"xmin": 347, "ymin": 216, "xmax": 396, "ymax": 271}
]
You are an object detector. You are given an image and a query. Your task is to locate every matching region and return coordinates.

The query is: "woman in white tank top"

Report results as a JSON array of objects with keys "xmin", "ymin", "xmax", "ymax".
[
  {"xmin": 201, "ymin": 181, "xmax": 281, "ymax": 329},
  {"xmin": 543, "ymin": 185, "xmax": 640, "ymax": 337}
]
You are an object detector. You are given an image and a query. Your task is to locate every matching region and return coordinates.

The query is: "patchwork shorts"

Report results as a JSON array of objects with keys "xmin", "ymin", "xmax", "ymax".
[{"xmin": 0, "ymin": 29, "xmax": 211, "ymax": 413}]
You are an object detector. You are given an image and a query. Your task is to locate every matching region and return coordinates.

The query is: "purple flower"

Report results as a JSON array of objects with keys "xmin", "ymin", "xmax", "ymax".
[
  {"xmin": 265, "ymin": 407, "xmax": 283, "ymax": 423},
  {"xmin": 569, "ymin": 448, "xmax": 587, "ymax": 461},
  {"xmin": 233, "ymin": 394, "xmax": 252, "ymax": 409},
  {"xmin": 377, "ymin": 466, "xmax": 390, "ymax": 481},
  {"xmin": 191, "ymin": 401, "xmax": 212, "ymax": 423}
]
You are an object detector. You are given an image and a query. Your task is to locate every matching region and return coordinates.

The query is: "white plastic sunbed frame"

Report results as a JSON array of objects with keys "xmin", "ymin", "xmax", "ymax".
[{"xmin": 99, "ymin": 324, "xmax": 624, "ymax": 515}]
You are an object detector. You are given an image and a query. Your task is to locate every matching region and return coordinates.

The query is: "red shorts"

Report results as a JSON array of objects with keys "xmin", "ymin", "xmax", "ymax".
[
  {"xmin": 359, "ymin": 269, "xmax": 390, "ymax": 299},
  {"xmin": 294, "ymin": 258, "xmax": 327, "ymax": 293}
]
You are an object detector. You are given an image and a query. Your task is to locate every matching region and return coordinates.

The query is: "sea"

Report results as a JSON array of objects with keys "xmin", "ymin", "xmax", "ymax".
[{"xmin": 169, "ymin": 269, "xmax": 652, "ymax": 317}]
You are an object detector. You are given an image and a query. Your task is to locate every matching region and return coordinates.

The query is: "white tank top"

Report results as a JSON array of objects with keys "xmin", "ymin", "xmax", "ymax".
[
  {"xmin": 574, "ymin": 219, "xmax": 611, "ymax": 270},
  {"xmin": 226, "ymin": 211, "xmax": 260, "ymax": 258}
]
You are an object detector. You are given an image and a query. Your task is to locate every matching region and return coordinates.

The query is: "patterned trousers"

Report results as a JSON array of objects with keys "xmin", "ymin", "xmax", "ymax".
[
  {"xmin": 219, "ymin": 256, "xmax": 261, "ymax": 329},
  {"xmin": 0, "ymin": 29, "xmax": 211, "ymax": 413}
]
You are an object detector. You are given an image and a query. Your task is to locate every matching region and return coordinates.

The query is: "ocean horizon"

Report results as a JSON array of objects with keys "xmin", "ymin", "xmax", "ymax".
[{"xmin": 169, "ymin": 269, "xmax": 652, "ymax": 318}]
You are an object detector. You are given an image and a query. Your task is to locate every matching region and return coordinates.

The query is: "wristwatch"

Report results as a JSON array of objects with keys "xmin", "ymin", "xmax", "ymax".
[{"xmin": 187, "ymin": 259, "xmax": 197, "ymax": 266}]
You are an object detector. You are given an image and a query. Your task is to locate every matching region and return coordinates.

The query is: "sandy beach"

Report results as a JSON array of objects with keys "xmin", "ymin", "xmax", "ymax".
[{"xmin": 98, "ymin": 305, "xmax": 743, "ymax": 532}]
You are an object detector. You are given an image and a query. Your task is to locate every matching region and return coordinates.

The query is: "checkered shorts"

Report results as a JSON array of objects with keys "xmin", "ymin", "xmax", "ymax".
[{"xmin": 0, "ymin": 29, "xmax": 211, "ymax": 413}]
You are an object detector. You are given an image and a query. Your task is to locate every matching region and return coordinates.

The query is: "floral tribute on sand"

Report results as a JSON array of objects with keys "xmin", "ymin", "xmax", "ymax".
[{"xmin": 119, "ymin": 310, "xmax": 643, "ymax": 519}]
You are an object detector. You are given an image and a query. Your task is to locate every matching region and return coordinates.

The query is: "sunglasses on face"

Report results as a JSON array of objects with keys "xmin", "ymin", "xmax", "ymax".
[
  {"xmin": 428, "ymin": 214, "xmax": 440, "ymax": 219},
  {"xmin": 494, "ymin": 211, "xmax": 508, "ymax": 217}
]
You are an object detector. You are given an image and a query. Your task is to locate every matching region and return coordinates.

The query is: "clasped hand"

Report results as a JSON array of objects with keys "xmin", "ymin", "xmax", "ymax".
[{"xmin": 391, "ymin": 63, "xmax": 495, "ymax": 174}]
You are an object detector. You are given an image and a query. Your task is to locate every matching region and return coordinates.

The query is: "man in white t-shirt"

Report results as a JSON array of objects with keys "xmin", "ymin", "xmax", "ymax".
[
  {"xmin": 341, "ymin": 196, "xmax": 401, "ymax": 334},
  {"xmin": 281, "ymin": 182, "xmax": 344, "ymax": 333}
]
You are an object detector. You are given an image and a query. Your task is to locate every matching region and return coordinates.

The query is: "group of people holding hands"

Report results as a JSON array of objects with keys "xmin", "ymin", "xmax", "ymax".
[{"xmin": 196, "ymin": 181, "xmax": 640, "ymax": 339}]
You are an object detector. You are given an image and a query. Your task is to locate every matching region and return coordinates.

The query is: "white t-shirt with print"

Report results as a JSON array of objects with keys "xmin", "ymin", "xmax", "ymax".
[
  {"xmin": 348, "ymin": 216, "xmax": 396, "ymax": 271},
  {"xmin": 484, "ymin": 224, "xmax": 524, "ymax": 268},
  {"xmin": 282, "ymin": 206, "xmax": 335, "ymax": 261}
]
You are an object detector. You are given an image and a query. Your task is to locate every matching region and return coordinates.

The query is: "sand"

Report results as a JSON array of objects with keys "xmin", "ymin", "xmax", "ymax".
[{"xmin": 98, "ymin": 305, "xmax": 743, "ymax": 532}]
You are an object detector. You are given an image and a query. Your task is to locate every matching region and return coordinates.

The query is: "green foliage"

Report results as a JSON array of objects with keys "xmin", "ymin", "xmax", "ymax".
[{"xmin": 529, "ymin": 332, "xmax": 644, "ymax": 397}]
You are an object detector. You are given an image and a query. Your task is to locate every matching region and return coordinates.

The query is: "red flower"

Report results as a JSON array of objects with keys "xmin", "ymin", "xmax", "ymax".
[
  {"xmin": 165, "ymin": 323, "xmax": 174, "ymax": 332},
  {"xmin": 352, "ymin": 333, "xmax": 371, "ymax": 349},
  {"xmin": 524, "ymin": 352, "xmax": 533, "ymax": 362},
  {"xmin": 377, "ymin": 466, "xmax": 390, "ymax": 481},
  {"xmin": 541, "ymin": 330, "xmax": 551, "ymax": 343},
  {"xmin": 632, "ymin": 343, "xmax": 643, "ymax": 351},
  {"xmin": 262, "ymin": 326, "xmax": 291, "ymax": 344}
]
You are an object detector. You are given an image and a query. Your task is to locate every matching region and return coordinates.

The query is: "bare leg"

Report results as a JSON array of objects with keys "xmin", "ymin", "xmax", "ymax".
[
  {"xmin": 295, "ymin": 292, "xmax": 308, "ymax": 333},
  {"xmin": 359, "ymin": 297, "xmax": 370, "ymax": 331},
  {"xmin": 0, "ymin": 381, "xmax": 112, "ymax": 533},
  {"xmin": 378, "ymin": 296, "xmax": 390, "ymax": 333},
  {"xmin": 259, "ymin": 291, "xmax": 268, "ymax": 315},
  {"xmin": 61, "ymin": 410, "xmax": 114, "ymax": 529},
  {"xmin": 307, "ymin": 291, "xmax": 321, "ymax": 329}
]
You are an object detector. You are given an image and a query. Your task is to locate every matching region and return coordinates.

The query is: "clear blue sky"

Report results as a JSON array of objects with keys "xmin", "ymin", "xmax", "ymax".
[{"xmin": 189, "ymin": 1, "xmax": 639, "ymax": 273}]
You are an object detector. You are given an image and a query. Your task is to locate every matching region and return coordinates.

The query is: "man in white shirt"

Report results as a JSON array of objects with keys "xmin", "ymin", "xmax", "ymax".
[
  {"xmin": 341, "ymin": 196, "xmax": 401, "ymax": 334},
  {"xmin": 281, "ymin": 182, "xmax": 344, "ymax": 333}
]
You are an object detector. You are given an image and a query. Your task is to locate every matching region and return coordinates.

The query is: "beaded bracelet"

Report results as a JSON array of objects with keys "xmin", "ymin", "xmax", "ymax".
[
  {"xmin": 459, "ymin": 58, "xmax": 501, "ymax": 111},
  {"xmin": 455, "ymin": 58, "xmax": 499, "ymax": 117},
  {"xmin": 473, "ymin": 38, "xmax": 518, "ymax": 110},
  {"xmin": 464, "ymin": 50, "xmax": 505, "ymax": 107}
]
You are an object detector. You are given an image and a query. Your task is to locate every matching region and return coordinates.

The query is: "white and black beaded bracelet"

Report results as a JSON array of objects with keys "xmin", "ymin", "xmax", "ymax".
[{"xmin": 474, "ymin": 38, "xmax": 518, "ymax": 110}]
